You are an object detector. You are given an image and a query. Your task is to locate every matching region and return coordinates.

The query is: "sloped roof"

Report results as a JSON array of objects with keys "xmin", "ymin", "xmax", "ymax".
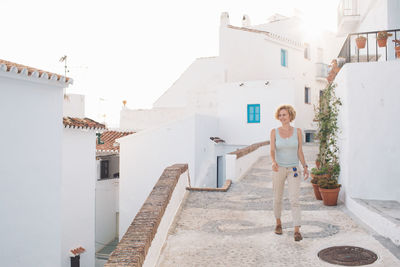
[
  {"xmin": 0, "ymin": 59, "xmax": 72, "ymax": 84},
  {"xmin": 228, "ymin": 18, "xmax": 304, "ymax": 47},
  {"xmin": 96, "ymin": 130, "xmax": 135, "ymax": 153},
  {"xmin": 63, "ymin": 117, "xmax": 106, "ymax": 130}
]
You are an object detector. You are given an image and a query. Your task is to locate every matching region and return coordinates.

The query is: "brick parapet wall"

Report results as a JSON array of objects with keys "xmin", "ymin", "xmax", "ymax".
[
  {"xmin": 228, "ymin": 140, "xmax": 270, "ymax": 159},
  {"xmin": 105, "ymin": 164, "xmax": 188, "ymax": 267}
]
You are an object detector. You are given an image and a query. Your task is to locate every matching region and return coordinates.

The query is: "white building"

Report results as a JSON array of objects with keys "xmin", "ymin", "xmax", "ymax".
[
  {"xmin": 0, "ymin": 59, "xmax": 72, "ymax": 267},
  {"xmin": 333, "ymin": 0, "xmax": 400, "ymax": 245},
  {"xmin": 121, "ymin": 12, "xmax": 339, "ymax": 142},
  {"xmin": 62, "ymin": 117, "xmax": 106, "ymax": 267},
  {"xmin": 117, "ymin": 0, "xmax": 400, "ymax": 248},
  {"xmin": 117, "ymin": 12, "xmax": 343, "ymax": 240},
  {"xmin": 95, "ymin": 130, "xmax": 134, "ymax": 266}
]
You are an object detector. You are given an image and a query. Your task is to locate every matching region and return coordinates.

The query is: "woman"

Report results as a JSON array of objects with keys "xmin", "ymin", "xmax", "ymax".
[{"xmin": 270, "ymin": 105, "xmax": 309, "ymax": 241}]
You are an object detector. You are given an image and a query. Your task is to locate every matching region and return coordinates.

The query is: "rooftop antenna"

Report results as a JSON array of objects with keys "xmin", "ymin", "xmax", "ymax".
[
  {"xmin": 59, "ymin": 55, "xmax": 69, "ymax": 100},
  {"xmin": 59, "ymin": 55, "xmax": 69, "ymax": 77}
]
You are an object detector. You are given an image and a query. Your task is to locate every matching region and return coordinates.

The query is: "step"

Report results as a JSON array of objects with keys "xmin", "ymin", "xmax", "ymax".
[{"xmin": 346, "ymin": 197, "xmax": 400, "ymax": 246}]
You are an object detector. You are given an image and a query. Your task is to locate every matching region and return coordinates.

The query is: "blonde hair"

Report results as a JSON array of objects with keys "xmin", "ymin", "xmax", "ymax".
[{"xmin": 275, "ymin": 105, "xmax": 296, "ymax": 122}]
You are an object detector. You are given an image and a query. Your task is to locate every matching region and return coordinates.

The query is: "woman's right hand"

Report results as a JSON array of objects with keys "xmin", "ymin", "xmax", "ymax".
[{"xmin": 272, "ymin": 161, "xmax": 279, "ymax": 172}]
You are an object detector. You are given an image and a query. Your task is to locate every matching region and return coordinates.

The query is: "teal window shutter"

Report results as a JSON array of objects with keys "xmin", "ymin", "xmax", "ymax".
[
  {"xmin": 281, "ymin": 49, "xmax": 287, "ymax": 67},
  {"xmin": 247, "ymin": 104, "xmax": 260, "ymax": 123}
]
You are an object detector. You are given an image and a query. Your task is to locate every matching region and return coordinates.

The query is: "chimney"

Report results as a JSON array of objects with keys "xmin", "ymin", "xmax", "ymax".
[
  {"xmin": 242, "ymin": 14, "xmax": 251, "ymax": 27},
  {"xmin": 220, "ymin": 12, "xmax": 230, "ymax": 27}
]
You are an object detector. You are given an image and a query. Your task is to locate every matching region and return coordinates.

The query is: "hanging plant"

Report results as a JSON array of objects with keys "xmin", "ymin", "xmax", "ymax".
[
  {"xmin": 377, "ymin": 31, "xmax": 393, "ymax": 47},
  {"xmin": 355, "ymin": 36, "xmax": 367, "ymax": 49}
]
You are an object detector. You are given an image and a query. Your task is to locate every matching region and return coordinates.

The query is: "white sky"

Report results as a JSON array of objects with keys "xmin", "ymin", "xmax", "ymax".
[{"xmin": 0, "ymin": 0, "xmax": 339, "ymax": 127}]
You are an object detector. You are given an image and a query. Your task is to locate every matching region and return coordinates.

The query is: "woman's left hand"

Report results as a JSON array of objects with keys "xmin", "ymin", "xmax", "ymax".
[{"xmin": 303, "ymin": 167, "xmax": 309, "ymax": 180}]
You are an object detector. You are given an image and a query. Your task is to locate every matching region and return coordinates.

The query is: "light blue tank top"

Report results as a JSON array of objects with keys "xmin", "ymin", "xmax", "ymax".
[{"xmin": 275, "ymin": 127, "xmax": 299, "ymax": 167}]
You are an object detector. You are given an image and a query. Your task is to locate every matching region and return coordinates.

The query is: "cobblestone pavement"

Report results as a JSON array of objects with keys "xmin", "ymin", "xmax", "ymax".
[{"xmin": 156, "ymin": 144, "xmax": 400, "ymax": 267}]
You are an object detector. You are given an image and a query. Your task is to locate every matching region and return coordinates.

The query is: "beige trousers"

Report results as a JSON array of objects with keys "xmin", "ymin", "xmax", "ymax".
[{"xmin": 273, "ymin": 166, "xmax": 301, "ymax": 227}]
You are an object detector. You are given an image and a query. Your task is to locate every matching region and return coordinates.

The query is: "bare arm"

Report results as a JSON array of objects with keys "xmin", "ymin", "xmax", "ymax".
[
  {"xmin": 270, "ymin": 129, "xmax": 278, "ymax": 172},
  {"xmin": 297, "ymin": 128, "xmax": 309, "ymax": 179}
]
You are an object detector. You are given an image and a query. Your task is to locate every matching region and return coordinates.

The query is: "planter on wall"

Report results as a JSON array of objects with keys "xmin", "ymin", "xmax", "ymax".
[
  {"xmin": 396, "ymin": 46, "xmax": 400, "ymax": 58},
  {"xmin": 377, "ymin": 38, "xmax": 388, "ymax": 47},
  {"xmin": 319, "ymin": 187, "xmax": 340, "ymax": 206},
  {"xmin": 356, "ymin": 36, "xmax": 367, "ymax": 49}
]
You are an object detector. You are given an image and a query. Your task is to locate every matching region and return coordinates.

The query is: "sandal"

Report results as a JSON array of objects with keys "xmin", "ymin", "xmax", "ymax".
[
  {"xmin": 294, "ymin": 232, "xmax": 303, "ymax": 241},
  {"xmin": 274, "ymin": 224, "xmax": 282, "ymax": 235}
]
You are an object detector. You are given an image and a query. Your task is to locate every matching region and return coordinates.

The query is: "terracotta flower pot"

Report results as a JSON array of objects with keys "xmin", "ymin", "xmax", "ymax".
[
  {"xmin": 377, "ymin": 38, "xmax": 388, "ymax": 47},
  {"xmin": 319, "ymin": 187, "xmax": 340, "ymax": 206},
  {"xmin": 395, "ymin": 46, "xmax": 400, "ymax": 58},
  {"xmin": 312, "ymin": 183, "xmax": 322, "ymax": 200},
  {"xmin": 356, "ymin": 37, "xmax": 366, "ymax": 49},
  {"xmin": 310, "ymin": 173, "xmax": 330, "ymax": 200}
]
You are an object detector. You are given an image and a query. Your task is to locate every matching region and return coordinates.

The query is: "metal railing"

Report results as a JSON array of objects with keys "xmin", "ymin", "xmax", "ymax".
[{"xmin": 338, "ymin": 29, "xmax": 400, "ymax": 63}]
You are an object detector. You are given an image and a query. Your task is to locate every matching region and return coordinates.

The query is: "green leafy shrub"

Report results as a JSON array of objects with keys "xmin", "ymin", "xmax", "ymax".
[{"xmin": 314, "ymin": 83, "xmax": 342, "ymax": 188}]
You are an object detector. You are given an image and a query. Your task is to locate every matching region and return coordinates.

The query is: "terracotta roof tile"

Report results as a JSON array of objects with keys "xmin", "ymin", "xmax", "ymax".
[
  {"xmin": 70, "ymin": 246, "xmax": 85, "ymax": 256},
  {"xmin": 96, "ymin": 130, "xmax": 135, "ymax": 152},
  {"xmin": 0, "ymin": 59, "xmax": 72, "ymax": 84},
  {"xmin": 63, "ymin": 117, "xmax": 106, "ymax": 130}
]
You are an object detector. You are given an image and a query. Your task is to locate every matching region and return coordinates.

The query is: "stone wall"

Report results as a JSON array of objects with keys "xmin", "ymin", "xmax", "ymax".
[{"xmin": 105, "ymin": 164, "xmax": 188, "ymax": 266}]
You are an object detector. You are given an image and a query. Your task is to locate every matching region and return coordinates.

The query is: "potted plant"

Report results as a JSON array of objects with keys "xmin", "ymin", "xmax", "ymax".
[
  {"xmin": 310, "ymin": 166, "xmax": 330, "ymax": 200},
  {"xmin": 314, "ymin": 83, "xmax": 342, "ymax": 206},
  {"xmin": 355, "ymin": 35, "xmax": 367, "ymax": 49},
  {"xmin": 318, "ymin": 163, "xmax": 341, "ymax": 206},
  {"xmin": 377, "ymin": 31, "xmax": 392, "ymax": 47},
  {"xmin": 393, "ymin": 40, "xmax": 400, "ymax": 58}
]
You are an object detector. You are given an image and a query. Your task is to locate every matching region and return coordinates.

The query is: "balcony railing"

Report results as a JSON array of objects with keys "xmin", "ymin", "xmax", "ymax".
[{"xmin": 338, "ymin": 29, "xmax": 400, "ymax": 63}]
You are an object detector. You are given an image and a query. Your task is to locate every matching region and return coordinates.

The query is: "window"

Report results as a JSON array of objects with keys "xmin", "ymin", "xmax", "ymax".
[
  {"xmin": 247, "ymin": 104, "xmax": 260, "ymax": 123},
  {"xmin": 304, "ymin": 43, "xmax": 310, "ymax": 60},
  {"xmin": 319, "ymin": 90, "xmax": 324, "ymax": 104},
  {"xmin": 305, "ymin": 132, "xmax": 315, "ymax": 142},
  {"xmin": 281, "ymin": 49, "xmax": 288, "ymax": 67},
  {"xmin": 305, "ymin": 87, "xmax": 311, "ymax": 104},
  {"xmin": 100, "ymin": 160, "xmax": 109, "ymax": 179}
]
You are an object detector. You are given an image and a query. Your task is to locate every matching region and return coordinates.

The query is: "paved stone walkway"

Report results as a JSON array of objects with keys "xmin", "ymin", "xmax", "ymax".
[{"xmin": 156, "ymin": 144, "xmax": 400, "ymax": 266}]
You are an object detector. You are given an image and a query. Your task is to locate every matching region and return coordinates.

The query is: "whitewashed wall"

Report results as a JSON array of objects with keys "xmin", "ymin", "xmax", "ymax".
[
  {"xmin": 387, "ymin": 0, "xmax": 400, "ymax": 29},
  {"xmin": 153, "ymin": 57, "xmax": 224, "ymax": 108},
  {"xmin": 226, "ymin": 145, "xmax": 269, "ymax": 182},
  {"xmin": 0, "ymin": 74, "xmax": 64, "ymax": 267},
  {"xmin": 118, "ymin": 115, "xmax": 195, "ymax": 239},
  {"xmin": 120, "ymin": 107, "xmax": 186, "ymax": 131},
  {"xmin": 219, "ymin": 18, "xmax": 329, "ymax": 133},
  {"xmin": 95, "ymin": 178, "xmax": 119, "ymax": 251},
  {"xmin": 216, "ymin": 80, "xmax": 295, "ymax": 145},
  {"xmin": 194, "ymin": 115, "xmax": 219, "ymax": 187},
  {"xmin": 335, "ymin": 60, "xmax": 400, "ymax": 202},
  {"xmin": 63, "ymin": 93, "xmax": 85, "ymax": 118},
  {"xmin": 118, "ymin": 114, "xmax": 220, "ymax": 239},
  {"xmin": 62, "ymin": 128, "xmax": 96, "ymax": 267}
]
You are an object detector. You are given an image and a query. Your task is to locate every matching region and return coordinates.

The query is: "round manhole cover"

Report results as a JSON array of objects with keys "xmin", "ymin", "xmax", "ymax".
[{"xmin": 318, "ymin": 246, "xmax": 378, "ymax": 266}]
